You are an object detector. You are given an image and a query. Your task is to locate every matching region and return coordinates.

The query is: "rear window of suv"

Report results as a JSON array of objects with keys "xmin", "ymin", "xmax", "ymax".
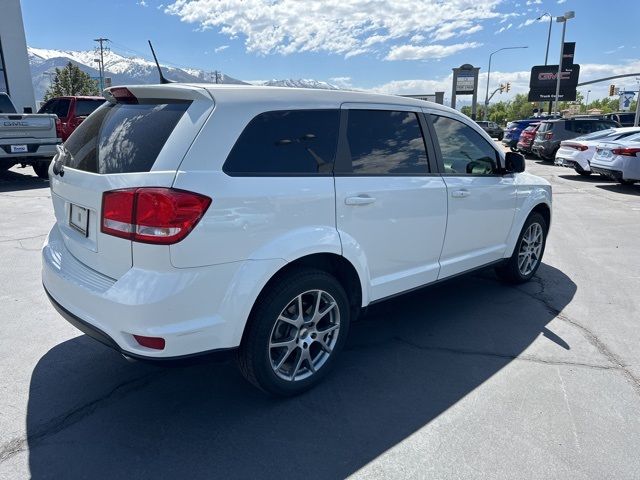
[{"xmin": 62, "ymin": 100, "xmax": 190, "ymax": 174}]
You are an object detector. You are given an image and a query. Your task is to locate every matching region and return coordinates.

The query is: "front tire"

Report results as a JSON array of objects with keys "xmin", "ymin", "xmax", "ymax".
[
  {"xmin": 495, "ymin": 212, "xmax": 548, "ymax": 284},
  {"xmin": 237, "ymin": 268, "xmax": 350, "ymax": 396}
]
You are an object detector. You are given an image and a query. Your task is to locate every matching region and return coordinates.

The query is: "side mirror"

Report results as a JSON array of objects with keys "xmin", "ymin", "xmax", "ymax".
[{"xmin": 504, "ymin": 151, "xmax": 525, "ymax": 173}]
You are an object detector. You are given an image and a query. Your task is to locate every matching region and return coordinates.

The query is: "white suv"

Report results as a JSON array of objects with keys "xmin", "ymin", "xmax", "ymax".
[{"xmin": 42, "ymin": 85, "xmax": 552, "ymax": 395}]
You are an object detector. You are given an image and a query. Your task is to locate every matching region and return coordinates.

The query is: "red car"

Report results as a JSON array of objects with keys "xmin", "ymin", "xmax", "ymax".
[
  {"xmin": 38, "ymin": 96, "xmax": 105, "ymax": 141},
  {"xmin": 516, "ymin": 123, "xmax": 540, "ymax": 156}
]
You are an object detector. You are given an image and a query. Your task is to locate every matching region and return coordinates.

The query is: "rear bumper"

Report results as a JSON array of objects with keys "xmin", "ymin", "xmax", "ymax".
[
  {"xmin": 42, "ymin": 224, "xmax": 282, "ymax": 359},
  {"xmin": 0, "ymin": 140, "xmax": 59, "ymax": 161},
  {"xmin": 43, "ymin": 287, "xmax": 236, "ymax": 361},
  {"xmin": 502, "ymin": 138, "xmax": 518, "ymax": 148}
]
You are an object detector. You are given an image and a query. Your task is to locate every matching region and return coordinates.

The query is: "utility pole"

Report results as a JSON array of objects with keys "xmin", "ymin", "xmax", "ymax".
[
  {"xmin": 93, "ymin": 37, "xmax": 110, "ymax": 91},
  {"xmin": 212, "ymin": 70, "xmax": 221, "ymax": 84}
]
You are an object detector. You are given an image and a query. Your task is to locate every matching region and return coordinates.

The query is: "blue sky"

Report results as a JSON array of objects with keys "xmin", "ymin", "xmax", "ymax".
[{"xmin": 21, "ymin": 0, "xmax": 640, "ymax": 101}]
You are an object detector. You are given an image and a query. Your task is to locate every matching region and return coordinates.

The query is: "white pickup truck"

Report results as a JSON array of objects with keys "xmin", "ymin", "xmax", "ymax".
[{"xmin": 1, "ymin": 93, "xmax": 61, "ymax": 179}]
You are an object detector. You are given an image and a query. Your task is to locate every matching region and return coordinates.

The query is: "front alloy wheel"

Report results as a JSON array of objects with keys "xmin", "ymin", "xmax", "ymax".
[
  {"xmin": 495, "ymin": 212, "xmax": 548, "ymax": 284},
  {"xmin": 517, "ymin": 222, "xmax": 544, "ymax": 276}
]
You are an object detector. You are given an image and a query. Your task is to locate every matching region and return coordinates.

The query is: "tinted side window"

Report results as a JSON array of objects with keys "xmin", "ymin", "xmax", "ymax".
[
  {"xmin": 75, "ymin": 99, "xmax": 105, "ymax": 117},
  {"xmin": 54, "ymin": 99, "xmax": 71, "ymax": 118},
  {"xmin": 38, "ymin": 99, "xmax": 58, "ymax": 115},
  {"xmin": 432, "ymin": 115, "xmax": 499, "ymax": 175},
  {"xmin": 346, "ymin": 110, "xmax": 428, "ymax": 175},
  {"xmin": 224, "ymin": 110, "xmax": 339, "ymax": 175}
]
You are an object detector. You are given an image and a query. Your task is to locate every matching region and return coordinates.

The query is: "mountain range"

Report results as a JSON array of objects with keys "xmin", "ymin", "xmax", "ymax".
[{"xmin": 28, "ymin": 47, "xmax": 339, "ymax": 102}]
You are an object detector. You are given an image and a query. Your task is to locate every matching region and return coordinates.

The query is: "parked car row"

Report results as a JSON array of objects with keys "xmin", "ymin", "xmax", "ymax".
[{"xmin": 556, "ymin": 128, "xmax": 640, "ymax": 184}]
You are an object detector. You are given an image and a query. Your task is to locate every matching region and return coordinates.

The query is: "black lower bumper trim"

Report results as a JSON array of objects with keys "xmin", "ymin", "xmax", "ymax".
[
  {"xmin": 43, "ymin": 287, "xmax": 237, "ymax": 363},
  {"xmin": 591, "ymin": 167, "xmax": 623, "ymax": 181}
]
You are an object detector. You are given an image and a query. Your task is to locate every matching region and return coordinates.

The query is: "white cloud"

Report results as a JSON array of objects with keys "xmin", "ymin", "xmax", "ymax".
[
  {"xmin": 137, "ymin": 0, "xmax": 148, "ymax": 6},
  {"xmin": 329, "ymin": 76, "xmax": 353, "ymax": 88},
  {"xmin": 214, "ymin": 45, "xmax": 229, "ymax": 53},
  {"xmin": 518, "ymin": 18, "xmax": 538, "ymax": 28},
  {"xmin": 526, "ymin": 0, "xmax": 542, "ymax": 4},
  {"xmin": 385, "ymin": 42, "xmax": 481, "ymax": 61},
  {"xmin": 495, "ymin": 23, "xmax": 513, "ymax": 34},
  {"xmin": 557, "ymin": 0, "xmax": 567, "ymax": 3},
  {"xmin": 166, "ymin": 0, "xmax": 501, "ymax": 58}
]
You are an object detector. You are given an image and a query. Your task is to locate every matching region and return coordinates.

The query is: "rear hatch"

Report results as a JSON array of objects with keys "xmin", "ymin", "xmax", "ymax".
[{"xmin": 49, "ymin": 85, "xmax": 214, "ymax": 279}]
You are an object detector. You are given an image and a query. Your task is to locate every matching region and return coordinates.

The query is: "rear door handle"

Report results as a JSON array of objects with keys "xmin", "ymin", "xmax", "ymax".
[
  {"xmin": 451, "ymin": 189, "xmax": 470, "ymax": 198},
  {"xmin": 345, "ymin": 195, "xmax": 376, "ymax": 206}
]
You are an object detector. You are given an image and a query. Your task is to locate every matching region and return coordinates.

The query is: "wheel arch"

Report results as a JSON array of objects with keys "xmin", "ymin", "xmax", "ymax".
[{"xmin": 245, "ymin": 253, "xmax": 364, "ymax": 336}]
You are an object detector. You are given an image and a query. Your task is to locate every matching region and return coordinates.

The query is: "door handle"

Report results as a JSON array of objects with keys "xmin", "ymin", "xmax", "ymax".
[
  {"xmin": 451, "ymin": 189, "xmax": 470, "ymax": 198},
  {"xmin": 345, "ymin": 195, "xmax": 376, "ymax": 206}
]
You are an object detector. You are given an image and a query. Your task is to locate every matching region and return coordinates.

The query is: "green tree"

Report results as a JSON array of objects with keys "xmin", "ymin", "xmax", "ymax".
[{"xmin": 44, "ymin": 62, "xmax": 99, "ymax": 100}]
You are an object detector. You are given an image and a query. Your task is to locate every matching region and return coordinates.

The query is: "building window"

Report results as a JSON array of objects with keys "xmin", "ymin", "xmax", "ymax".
[{"xmin": 0, "ymin": 38, "xmax": 8, "ymax": 94}]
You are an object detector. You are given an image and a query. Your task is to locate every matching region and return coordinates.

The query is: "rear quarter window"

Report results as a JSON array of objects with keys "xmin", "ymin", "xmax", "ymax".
[
  {"xmin": 223, "ymin": 109, "xmax": 339, "ymax": 175},
  {"xmin": 63, "ymin": 100, "xmax": 190, "ymax": 174}
]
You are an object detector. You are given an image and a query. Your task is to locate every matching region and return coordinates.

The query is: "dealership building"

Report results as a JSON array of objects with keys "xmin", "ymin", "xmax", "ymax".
[{"xmin": 0, "ymin": 0, "xmax": 36, "ymax": 112}]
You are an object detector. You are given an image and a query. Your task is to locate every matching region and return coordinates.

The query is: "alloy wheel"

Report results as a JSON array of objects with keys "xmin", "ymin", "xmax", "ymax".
[
  {"xmin": 518, "ymin": 222, "xmax": 543, "ymax": 276},
  {"xmin": 268, "ymin": 289, "xmax": 340, "ymax": 382}
]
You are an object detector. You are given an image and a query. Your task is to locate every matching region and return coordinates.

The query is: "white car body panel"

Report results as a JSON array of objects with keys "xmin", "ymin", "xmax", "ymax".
[{"xmin": 42, "ymin": 84, "xmax": 552, "ymax": 359}]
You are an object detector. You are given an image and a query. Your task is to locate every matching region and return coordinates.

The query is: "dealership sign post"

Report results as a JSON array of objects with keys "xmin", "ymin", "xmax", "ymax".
[{"xmin": 451, "ymin": 64, "xmax": 480, "ymax": 119}]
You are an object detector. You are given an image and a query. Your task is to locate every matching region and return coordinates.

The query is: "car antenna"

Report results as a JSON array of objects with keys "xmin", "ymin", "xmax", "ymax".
[{"xmin": 148, "ymin": 40, "xmax": 174, "ymax": 84}]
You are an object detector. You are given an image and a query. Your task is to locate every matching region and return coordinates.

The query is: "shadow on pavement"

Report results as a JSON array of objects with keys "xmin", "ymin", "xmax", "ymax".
[
  {"xmin": 557, "ymin": 174, "xmax": 609, "ymax": 184},
  {"xmin": 0, "ymin": 168, "xmax": 48, "ymax": 193},
  {"xmin": 25, "ymin": 263, "xmax": 575, "ymax": 479},
  {"xmin": 596, "ymin": 183, "xmax": 640, "ymax": 196}
]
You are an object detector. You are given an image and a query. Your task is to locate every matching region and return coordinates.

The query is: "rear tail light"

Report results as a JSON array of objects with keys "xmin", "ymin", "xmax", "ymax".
[
  {"xmin": 611, "ymin": 147, "xmax": 640, "ymax": 157},
  {"xmin": 563, "ymin": 143, "xmax": 588, "ymax": 151},
  {"xmin": 544, "ymin": 131, "xmax": 554, "ymax": 140},
  {"xmin": 101, "ymin": 188, "xmax": 211, "ymax": 244},
  {"xmin": 55, "ymin": 118, "xmax": 63, "ymax": 139}
]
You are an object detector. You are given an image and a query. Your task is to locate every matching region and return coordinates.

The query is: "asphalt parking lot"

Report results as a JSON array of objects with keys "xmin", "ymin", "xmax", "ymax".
[{"xmin": 1, "ymin": 151, "xmax": 639, "ymax": 480}]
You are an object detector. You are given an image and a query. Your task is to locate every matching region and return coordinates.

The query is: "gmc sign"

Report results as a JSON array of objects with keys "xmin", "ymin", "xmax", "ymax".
[{"xmin": 528, "ymin": 64, "xmax": 580, "ymax": 102}]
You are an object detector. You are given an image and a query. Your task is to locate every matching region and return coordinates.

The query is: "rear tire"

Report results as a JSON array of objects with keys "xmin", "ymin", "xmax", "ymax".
[
  {"xmin": 495, "ymin": 212, "xmax": 548, "ymax": 284},
  {"xmin": 577, "ymin": 170, "xmax": 592, "ymax": 177},
  {"xmin": 237, "ymin": 268, "xmax": 350, "ymax": 396},
  {"xmin": 32, "ymin": 161, "xmax": 51, "ymax": 179}
]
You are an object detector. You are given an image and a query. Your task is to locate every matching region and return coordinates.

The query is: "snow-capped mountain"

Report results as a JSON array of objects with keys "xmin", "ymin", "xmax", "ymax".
[
  {"xmin": 28, "ymin": 46, "xmax": 344, "ymax": 102},
  {"xmin": 28, "ymin": 46, "xmax": 248, "ymax": 102}
]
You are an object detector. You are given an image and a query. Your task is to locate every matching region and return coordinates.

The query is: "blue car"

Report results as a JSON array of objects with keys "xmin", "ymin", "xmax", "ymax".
[{"xmin": 502, "ymin": 119, "xmax": 541, "ymax": 151}]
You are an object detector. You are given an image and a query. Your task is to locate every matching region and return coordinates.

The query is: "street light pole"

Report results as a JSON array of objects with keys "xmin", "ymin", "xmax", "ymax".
[
  {"xmin": 537, "ymin": 12, "xmax": 553, "ymax": 115},
  {"xmin": 553, "ymin": 11, "xmax": 575, "ymax": 116},
  {"xmin": 484, "ymin": 46, "xmax": 528, "ymax": 121}
]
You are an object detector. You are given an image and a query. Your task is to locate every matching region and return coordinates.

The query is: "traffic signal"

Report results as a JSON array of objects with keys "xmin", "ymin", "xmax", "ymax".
[
  {"xmin": 609, "ymin": 84, "xmax": 615, "ymax": 96},
  {"xmin": 499, "ymin": 84, "xmax": 505, "ymax": 93},
  {"xmin": 506, "ymin": 82, "xmax": 511, "ymax": 92}
]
